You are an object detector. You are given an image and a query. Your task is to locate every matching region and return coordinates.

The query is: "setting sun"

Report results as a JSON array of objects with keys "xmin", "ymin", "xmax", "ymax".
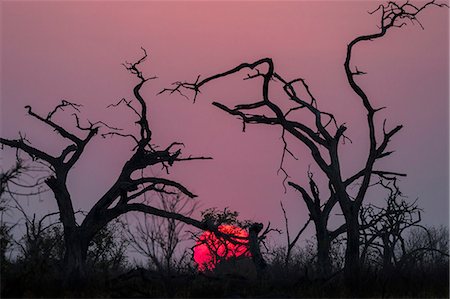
[{"xmin": 193, "ymin": 224, "xmax": 251, "ymax": 271}]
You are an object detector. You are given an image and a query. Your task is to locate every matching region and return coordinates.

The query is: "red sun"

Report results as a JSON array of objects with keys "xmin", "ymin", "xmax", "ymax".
[{"xmin": 193, "ymin": 224, "xmax": 251, "ymax": 271}]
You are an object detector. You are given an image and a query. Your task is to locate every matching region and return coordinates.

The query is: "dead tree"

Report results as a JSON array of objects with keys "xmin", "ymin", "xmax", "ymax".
[
  {"xmin": 162, "ymin": 1, "xmax": 446, "ymax": 288},
  {"xmin": 361, "ymin": 179, "xmax": 449, "ymax": 275},
  {"xmin": 281, "ymin": 169, "xmax": 346, "ymax": 280},
  {"xmin": 359, "ymin": 179, "xmax": 422, "ymax": 273},
  {"xmin": 0, "ymin": 49, "xmax": 218, "ymax": 284},
  {"xmin": 125, "ymin": 193, "xmax": 196, "ymax": 298},
  {"xmin": 399, "ymin": 225, "xmax": 449, "ymax": 271},
  {"xmin": 127, "ymin": 193, "xmax": 196, "ymax": 275},
  {"xmin": 0, "ymin": 49, "xmax": 273, "ymax": 286}
]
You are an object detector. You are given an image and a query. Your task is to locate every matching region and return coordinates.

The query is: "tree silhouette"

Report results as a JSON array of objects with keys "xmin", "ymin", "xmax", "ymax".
[
  {"xmin": 127, "ymin": 193, "xmax": 196, "ymax": 276},
  {"xmin": 162, "ymin": 0, "xmax": 447, "ymax": 289},
  {"xmin": 359, "ymin": 179, "xmax": 422, "ymax": 274},
  {"xmin": 0, "ymin": 48, "xmax": 275, "ymax": 286},
  {"xmin": 0, "ymin": 49, "xmax": 216, "ymax": 284},
  {"xmin": 280, "ymin": 169, "xmax": 345, "ymax": 280}
]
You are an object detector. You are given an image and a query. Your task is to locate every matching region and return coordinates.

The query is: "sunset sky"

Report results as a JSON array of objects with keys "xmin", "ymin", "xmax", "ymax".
[{"xmin": 1, "ymin": 1, "xmax": 448, "ymax": 244}]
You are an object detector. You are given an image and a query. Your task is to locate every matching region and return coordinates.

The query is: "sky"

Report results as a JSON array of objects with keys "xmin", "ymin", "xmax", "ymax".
[{"xmin": 1, "ymin": 1, "xmax": 449, "ymax": 247}]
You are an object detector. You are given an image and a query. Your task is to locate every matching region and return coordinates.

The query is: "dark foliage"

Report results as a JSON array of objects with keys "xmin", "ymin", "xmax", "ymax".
[
  {"xmin": 1, "ymin": 203, "xmax": 447, "ymax": 298},
  {"xmin": 1, "ymin": 218, "xmax": 129, "ymax": 298}
]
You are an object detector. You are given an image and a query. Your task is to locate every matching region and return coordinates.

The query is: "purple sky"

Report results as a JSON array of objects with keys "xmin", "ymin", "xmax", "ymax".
[{"xmin": 1, "ymin": 1, "xmax": 448, "ymax": 244}]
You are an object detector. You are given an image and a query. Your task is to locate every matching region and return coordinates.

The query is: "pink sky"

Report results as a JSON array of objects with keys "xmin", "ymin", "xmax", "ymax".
[{"xmin": 1, "ymin": 1, "xmax": 448, "ymax": 242}]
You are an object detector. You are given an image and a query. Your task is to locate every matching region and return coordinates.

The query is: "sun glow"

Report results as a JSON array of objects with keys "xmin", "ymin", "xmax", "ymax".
[{"xmin": 193, "ymin": 224, "xmax": 251, "ymax": 272}]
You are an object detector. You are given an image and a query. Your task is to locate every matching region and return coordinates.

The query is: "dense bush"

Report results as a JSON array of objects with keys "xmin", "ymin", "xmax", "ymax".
[
  {"xmin": 1, "ymin": 224, "xmax": 448, "ymax": 298},
  {"xmin": 1, "ymin": 217, "xmax": 129, "ymax": 297}
]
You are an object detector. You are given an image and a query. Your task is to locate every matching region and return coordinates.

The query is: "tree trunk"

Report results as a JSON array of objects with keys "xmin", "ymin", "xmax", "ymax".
[
  {"xmin": 382, "ymin": 234, "xmax": 394, "ymax": 275},
  {"xmin": 344, "ymin": 210, "xmax": 360, "ymax": 292},
  {"xmin": 315, "ymin": 222, "xmax": 332, "ymax": 280},
  {"xmin": 64, "ymin": 228, "xmax": 89, "ymax": 288},
  {"xmin": 248, "ymin": 223, "xmax": 266, "ymax": 279}
]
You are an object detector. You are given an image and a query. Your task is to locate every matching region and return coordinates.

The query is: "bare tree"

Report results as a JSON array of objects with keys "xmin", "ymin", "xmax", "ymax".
[
  {"xmin": 1, "ymin": 49, "xmax": 275, "ymax": 286},
  {"xmin": 359, "ymin": 179, "xmax": 422, "ymax": 273},
  {"xmin": 400, "ymin": 225, "xmax": 449, "ymax": 270},
  {"xmin": 127, "ymin": 193, "xmax": 196, "ymax": 276},
  {"xmin": 161, "ymin": 1, "xmax": 447, "ymax": 288},
  {"xmin": 126, "ymin": 198, "xmax": 191, "ymax": 299},
  {"xmin": 283, "ymin": 168, "xmax": 347, "ymax": 280},
  {"xmin": 0, "ymin": 49, "xmax": 218, "ymax": 284}
]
